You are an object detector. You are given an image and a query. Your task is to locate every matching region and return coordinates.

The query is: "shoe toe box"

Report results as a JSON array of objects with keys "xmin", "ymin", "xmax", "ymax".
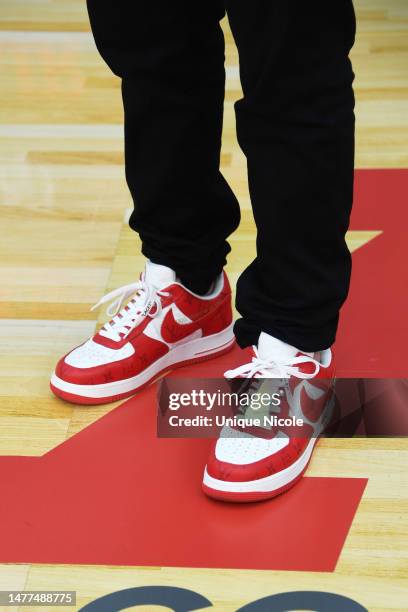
[
  {"xmin": 206, "ymin": 429, "xmax": 301, "ymax": 483},
  {"xmin": 54, "ymin": 339, "xmax": 136, "ymax": 385}
]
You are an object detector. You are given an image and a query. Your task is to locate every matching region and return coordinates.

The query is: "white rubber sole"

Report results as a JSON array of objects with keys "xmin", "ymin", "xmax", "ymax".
[
  {"xmin": 203, "ymin": 436, "xmax": 317, "ymax": 495},
  {"xmin": 51, "ymin": 324, "xmax": 235, "ymax": 400}
]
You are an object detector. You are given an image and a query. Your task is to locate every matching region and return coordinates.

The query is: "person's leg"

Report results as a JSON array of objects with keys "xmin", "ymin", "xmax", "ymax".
[
  {"xmin": 86, "ymin": 0, "xmax": 240, "ymax": 294},
  {"xmin": 226, "ymin": 0, "xmax": 356, "ymax": 351}
]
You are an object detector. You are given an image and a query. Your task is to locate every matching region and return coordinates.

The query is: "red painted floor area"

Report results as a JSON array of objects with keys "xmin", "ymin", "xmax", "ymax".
[
  {"xmin": 337, "ymin": 169, "xmax": 408, "ymax": 376},
  {"xmin": 0, "ymin": 376, "xmax": 367, "ymax": 571},
  {"xmin": 1, "ymin": 168, "xmax": 405, "ymax": 570}
]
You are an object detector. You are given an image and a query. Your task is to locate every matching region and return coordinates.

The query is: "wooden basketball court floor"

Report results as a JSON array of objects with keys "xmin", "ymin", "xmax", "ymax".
[{"xmin": 0, "ymin": 0, "xmax": 407, "ymax": 610}]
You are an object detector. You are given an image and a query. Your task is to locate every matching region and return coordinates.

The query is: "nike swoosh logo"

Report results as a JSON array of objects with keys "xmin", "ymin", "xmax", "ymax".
[
  {"xmin": 288, "ymin": 381, "xmax": 330, "ymax": 433},
  {"xmin": 143, "ymin": 304, "xmax": 202, "ymax": 346}
]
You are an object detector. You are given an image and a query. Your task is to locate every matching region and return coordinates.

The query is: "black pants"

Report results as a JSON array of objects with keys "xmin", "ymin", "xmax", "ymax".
[{"xmin": 87, "ymin": 0, "xmax": 356, "ymax": 352}]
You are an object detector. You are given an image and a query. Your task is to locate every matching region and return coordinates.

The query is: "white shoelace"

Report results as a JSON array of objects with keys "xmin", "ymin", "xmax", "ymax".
[
  {"xmin": 224, "ymin": 346, "xmax": 321, "ymax": 380},
  {"xmin": 90, "ymin": 281, "xmax": 169, "ymax": 342}
]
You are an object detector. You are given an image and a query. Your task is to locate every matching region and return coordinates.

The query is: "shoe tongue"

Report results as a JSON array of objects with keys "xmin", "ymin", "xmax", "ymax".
[
  {"xmin": 257, "ymin": 332, "xmax": 303, "ymax": 362},
  {"xmin": 143, "ymin": 260, "xmax": 176, "ymax": 289}
]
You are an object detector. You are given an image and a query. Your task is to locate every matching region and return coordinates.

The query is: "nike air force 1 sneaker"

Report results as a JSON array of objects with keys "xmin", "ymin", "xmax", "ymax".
[
  {"xmin": 51, "ymin": 261, "xmax": 234, "ymax": 405},
  {"xmin": 202, "ymin": 332, "xmax": 335, "ymax": 502}
]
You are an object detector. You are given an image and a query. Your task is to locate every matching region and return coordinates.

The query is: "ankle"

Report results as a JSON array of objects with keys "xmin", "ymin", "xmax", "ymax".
[{"xmin": 179, "ymin": 277, "xmax": 215, "ymax": 296}]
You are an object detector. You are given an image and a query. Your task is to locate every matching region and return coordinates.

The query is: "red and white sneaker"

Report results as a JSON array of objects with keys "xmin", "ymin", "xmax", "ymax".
[
  {"xmin": 50, "ymin": 261, "xmax": 235, "ymax": 405},
  {"xmin": 202, "ymin": 332, "xmax": 335, "ymax": 502}
]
